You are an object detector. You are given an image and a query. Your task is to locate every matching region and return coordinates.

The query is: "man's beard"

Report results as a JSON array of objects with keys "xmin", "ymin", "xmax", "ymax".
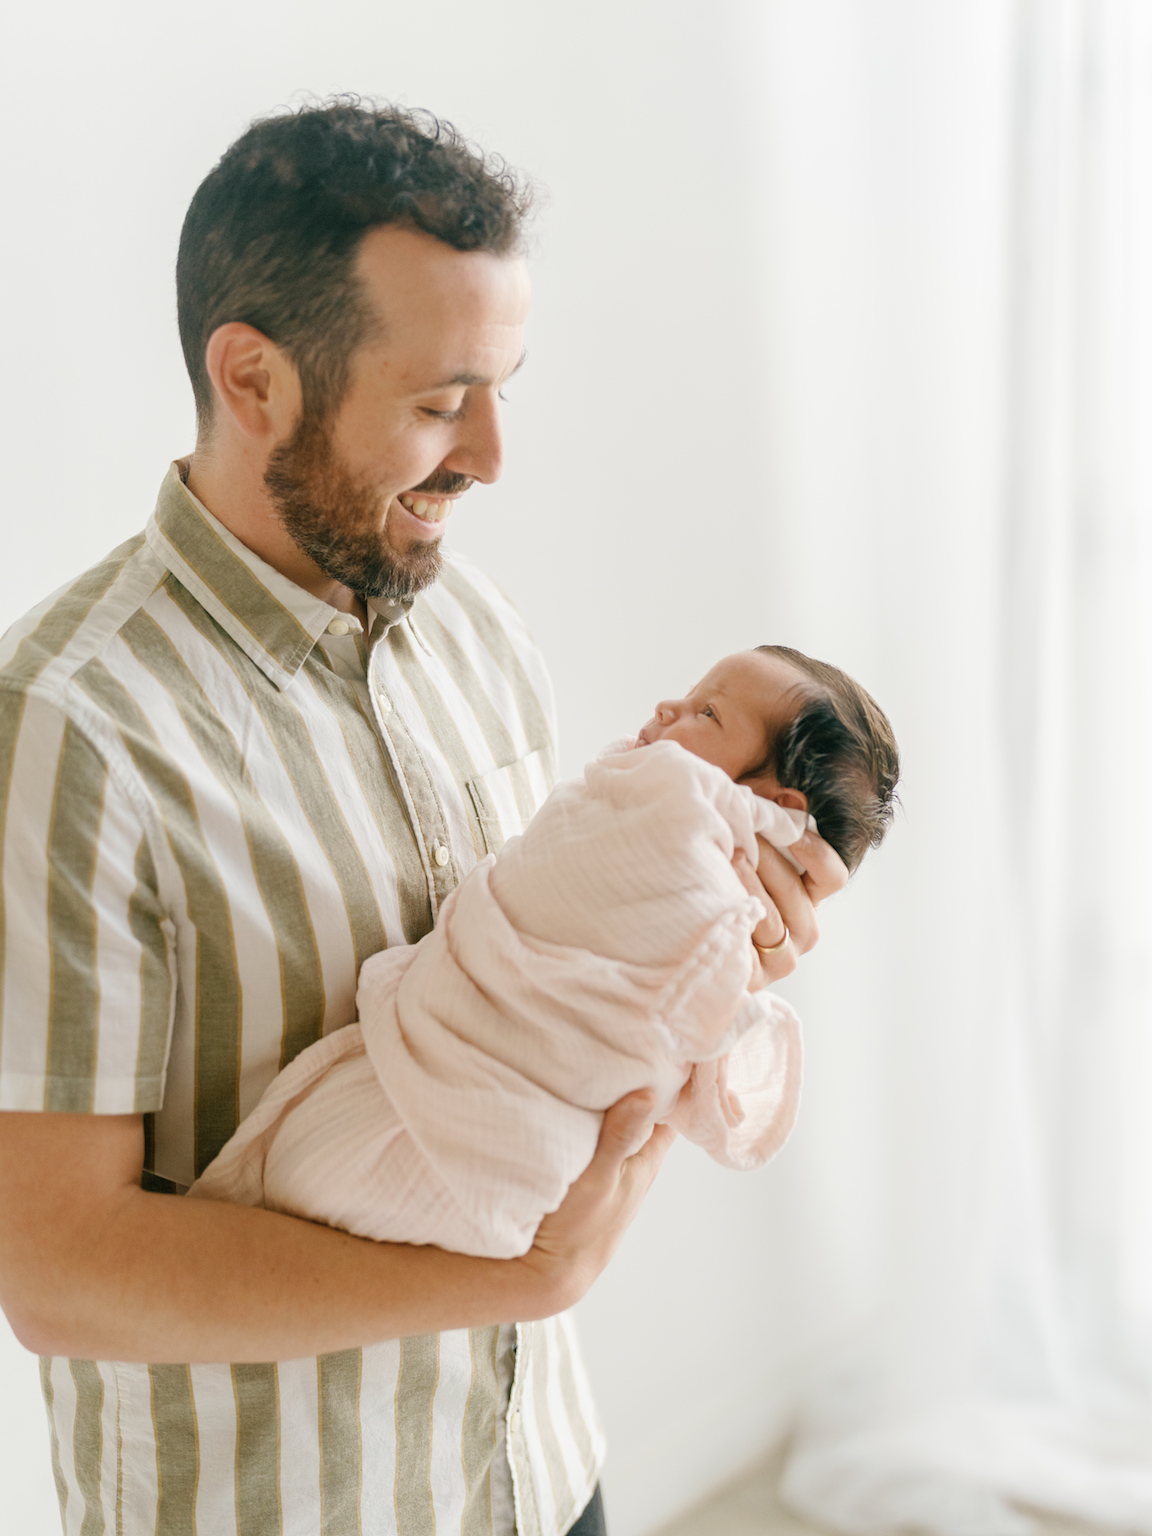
[{"xmin": 264, "ymin": 415, "xmax": 469, "ymax": 604}]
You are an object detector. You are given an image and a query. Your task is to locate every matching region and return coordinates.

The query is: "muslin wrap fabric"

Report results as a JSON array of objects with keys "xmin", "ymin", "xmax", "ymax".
[{"xmin": 189, "ymin": 741, "xmax": 806, "ymax": 1258}]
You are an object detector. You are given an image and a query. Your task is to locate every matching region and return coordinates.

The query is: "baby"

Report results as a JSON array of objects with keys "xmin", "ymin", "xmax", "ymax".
[
  {"xmin": 636, "ymin": 644, "xmax": 898, "ymax": 875},
  {"xmin": 190, "ymin": 645, "xmax": 898, "ymax": 1258}
]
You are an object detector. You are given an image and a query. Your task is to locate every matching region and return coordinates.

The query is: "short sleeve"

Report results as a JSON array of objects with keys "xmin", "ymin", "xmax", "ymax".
[{"xmin": 0, "ymin": 690, "xmax": 176, "ymax": 1112}]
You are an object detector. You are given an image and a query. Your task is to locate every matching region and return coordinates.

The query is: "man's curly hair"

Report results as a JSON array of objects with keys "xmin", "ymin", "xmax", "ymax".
[
  {"xmin": 754, "ymin": 645, "xmax": 899, "ymax": 873},
  {"xmin": 177, "ymin": 99, "xmax": 533, "ymax": 428}
]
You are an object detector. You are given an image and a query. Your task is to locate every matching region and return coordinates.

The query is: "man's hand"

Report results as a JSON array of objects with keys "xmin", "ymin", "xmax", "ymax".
[
  {"xmin": 733, "ymin": 828, "xmax": 849, "ymax": 983},
  {"xmin": 518, "ymin": 1091, "xmax": 676, "ymax": 1310}
]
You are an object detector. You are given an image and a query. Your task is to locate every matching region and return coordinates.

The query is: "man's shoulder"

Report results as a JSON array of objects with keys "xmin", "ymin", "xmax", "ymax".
[
  {"xmin": 418, "ymin": 550, "xmax": 543, "ymax": 660},
  {"xmin": 0, "ymin": 530, "xmax": 166, "ymax": 713}
]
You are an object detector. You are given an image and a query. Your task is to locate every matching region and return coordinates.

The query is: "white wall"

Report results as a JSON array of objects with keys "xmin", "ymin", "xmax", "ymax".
[{"xmin": 0, "ymin": 3, "xmax": 1012, "ymax": 1533}]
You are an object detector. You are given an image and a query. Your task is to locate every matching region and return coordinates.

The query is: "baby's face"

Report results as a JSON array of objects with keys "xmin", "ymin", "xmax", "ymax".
[{"xmin": 637, "ymin": 651, "xmax": 810, "ymax": 793}]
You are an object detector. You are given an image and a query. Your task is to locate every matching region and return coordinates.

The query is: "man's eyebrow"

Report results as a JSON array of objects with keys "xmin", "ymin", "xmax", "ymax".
[{"xmin": 425, "ymin": 350, "xmax": 528, "ymax": 391}]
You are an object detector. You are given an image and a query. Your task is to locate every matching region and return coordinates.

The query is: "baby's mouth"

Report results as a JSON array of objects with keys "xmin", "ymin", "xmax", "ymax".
[{"xmin": 398, "ymin": 493, "xmax": 453, "ymax": 523}]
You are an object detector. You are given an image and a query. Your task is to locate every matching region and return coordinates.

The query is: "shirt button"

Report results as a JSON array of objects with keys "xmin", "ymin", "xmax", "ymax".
[
  {"xmin": 509, "ymin": 1410, "xmax": 521, "ymax": 1435},
  {"xmin": 433, "ymin": 843, "xmax": 450, "ymax": 868},
  {"xmin": 327, "ymin": 618, "xmax": 351, "ymax": 636},
  {"xmin": 376, "ymin": 692, "xmax": 392, "ymax": 714}
]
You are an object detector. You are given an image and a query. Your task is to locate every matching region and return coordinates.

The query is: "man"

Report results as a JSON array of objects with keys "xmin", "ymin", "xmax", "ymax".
[{"xmin": 0, "ymin": 103, "xmax": 844, "ymax": 1535}]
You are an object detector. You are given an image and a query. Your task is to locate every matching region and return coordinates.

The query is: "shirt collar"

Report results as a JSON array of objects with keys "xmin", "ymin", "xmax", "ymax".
[{"xmin": 144, "ymin": 461, "xmax": 412, "ymax": 690}]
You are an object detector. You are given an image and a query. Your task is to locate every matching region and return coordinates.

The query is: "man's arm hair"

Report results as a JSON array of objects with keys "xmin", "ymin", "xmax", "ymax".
[{"xmin": 0, "ymin": 1102, "xmax": 672, "ymax": 1363}]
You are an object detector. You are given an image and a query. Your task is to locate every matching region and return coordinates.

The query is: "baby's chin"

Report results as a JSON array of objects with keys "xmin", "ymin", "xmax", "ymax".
[
  {"xmin": 632, "ymin": 733, "xmax": 748, "ymax": 781},
  {"xmin": 597, "ymin": 735, "xmax": 644, "ymax": 760}
]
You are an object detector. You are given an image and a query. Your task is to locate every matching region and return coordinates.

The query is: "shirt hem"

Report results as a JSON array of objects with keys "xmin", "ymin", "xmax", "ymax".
[{"xmin": 0, "ymin": 1073, "xmax": 166, "ymax": 1112}]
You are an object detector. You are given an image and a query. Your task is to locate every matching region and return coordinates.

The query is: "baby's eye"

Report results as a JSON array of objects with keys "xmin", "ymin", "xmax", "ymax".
[{"xmin": 700, "ymin": 705, "xmax": 716, "ymax": 720}]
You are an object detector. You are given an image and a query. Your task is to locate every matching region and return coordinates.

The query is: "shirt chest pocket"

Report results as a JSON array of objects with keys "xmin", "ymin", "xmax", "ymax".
[{"xmin": 465, "ymin": 746, "xmax": 555, "ymax": 856}]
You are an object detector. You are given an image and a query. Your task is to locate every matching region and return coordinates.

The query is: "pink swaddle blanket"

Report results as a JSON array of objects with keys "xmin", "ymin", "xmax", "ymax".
[{"xmin": 189, "ymin": 741, "xmax": 805, "ymax": 1258}]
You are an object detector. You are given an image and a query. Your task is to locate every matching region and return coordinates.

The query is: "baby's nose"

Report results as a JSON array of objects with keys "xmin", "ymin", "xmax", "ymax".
[{"xmin": 654, "ymin": 700, "xmax": 678, "ymax": 724}]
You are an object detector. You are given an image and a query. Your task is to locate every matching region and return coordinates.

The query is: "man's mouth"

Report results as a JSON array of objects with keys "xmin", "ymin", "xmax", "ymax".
[{"xmin": 398, "ymin": 493, "xmax": 453, "ymax": 524}]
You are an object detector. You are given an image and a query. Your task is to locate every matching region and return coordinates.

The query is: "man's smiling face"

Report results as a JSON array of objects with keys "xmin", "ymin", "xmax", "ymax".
[{"xmin": 264, "ymin": 224, "xmax": 530, "ymax": 603}]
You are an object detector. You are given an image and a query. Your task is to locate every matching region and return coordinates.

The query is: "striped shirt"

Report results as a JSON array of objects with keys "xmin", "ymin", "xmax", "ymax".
[{"xmin": 0, "ymin": 463, "xmax": 605, "ymax": 1536}]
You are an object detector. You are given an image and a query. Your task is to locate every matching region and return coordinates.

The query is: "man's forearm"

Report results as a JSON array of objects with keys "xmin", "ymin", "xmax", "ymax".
[
  {"xmin": 9, "ymin": 1188, "xmax": 563, "ymax": 1363},
  {"xmin": 0, "ymin": 1111, "xmax": 569, "ymax": 1363},
  {"xmin": 0, "ymin": 1099, "xmax": 671, "ymax": 1364}
]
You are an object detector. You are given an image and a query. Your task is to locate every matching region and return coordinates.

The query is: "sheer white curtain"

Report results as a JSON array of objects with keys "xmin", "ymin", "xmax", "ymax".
[{"xmin": 776, "ymin": 2, "xmax": 1152, "ymax": 1528}]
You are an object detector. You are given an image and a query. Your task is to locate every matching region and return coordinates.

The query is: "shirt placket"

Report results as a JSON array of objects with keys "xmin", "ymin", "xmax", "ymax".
[
  {"xmin": 356, "ymin": 618, "xmax": 458, "ymax": 921},
  {"xmin": 315, "ymin": 613, "xmax": 455, "ymax": 918}
]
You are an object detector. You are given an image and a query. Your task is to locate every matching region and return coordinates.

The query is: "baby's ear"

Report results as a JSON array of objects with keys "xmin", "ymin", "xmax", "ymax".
[{"xmin": 738, "ymin": 770, "xmax": 809, "ymax": 813}]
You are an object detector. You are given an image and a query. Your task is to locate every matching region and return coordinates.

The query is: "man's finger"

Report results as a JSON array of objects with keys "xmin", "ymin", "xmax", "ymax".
[
  {"xmin": 750, "ymin": 904, "xmax": 789, "ymax": 951},
  {"xmin": 732, "ymin": 850, "xmax": 788, "ymax": 947},
  {"xmin": 627, "ymin": 1121, "xmax": 676, "ymax": 1180},
  {"xmin": 752, "ymin": 932, "xmax": 798, "ymax": 983},
  {"xmin": 732, "ymin": 846, "xmax": 795, "ymax": 980},
  {"xmin": 595, "ymin": 1089, "xmax": 657, "ymax": 1162},
  {"xmin": 791, "ymin": 830, "xmax": 850, "ymax": 904},
  {"xmin": 755, "ymin": 841, "xmax": 820, "ymax": 953}
]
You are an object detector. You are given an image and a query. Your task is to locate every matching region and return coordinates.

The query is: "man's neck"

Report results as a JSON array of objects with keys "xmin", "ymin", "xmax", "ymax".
[{"xmin": 184, "ymin": 446, "xmax": 366, "ymax": 623}]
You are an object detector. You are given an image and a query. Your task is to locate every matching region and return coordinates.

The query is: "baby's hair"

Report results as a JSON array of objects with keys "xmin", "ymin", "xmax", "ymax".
[{"xmin": 753, "ymin": 645, "xmax": 899, "ymax": 874}]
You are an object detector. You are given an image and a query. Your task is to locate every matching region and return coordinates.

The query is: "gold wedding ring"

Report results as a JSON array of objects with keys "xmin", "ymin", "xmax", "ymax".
[{"xmin": 753, "ymin": 930, "xmax": 790, "ymax": 957}]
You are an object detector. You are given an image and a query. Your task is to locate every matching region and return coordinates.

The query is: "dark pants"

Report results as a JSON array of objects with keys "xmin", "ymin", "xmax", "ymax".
[{"xmin": 567, "ymin": 1485, "xmax": 606, "ymax": 1536}]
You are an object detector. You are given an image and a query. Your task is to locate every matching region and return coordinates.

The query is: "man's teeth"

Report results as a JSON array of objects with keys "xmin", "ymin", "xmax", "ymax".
[{"xmin": 399, "ymin": 494, "xmax": 451, "ymax": 522}]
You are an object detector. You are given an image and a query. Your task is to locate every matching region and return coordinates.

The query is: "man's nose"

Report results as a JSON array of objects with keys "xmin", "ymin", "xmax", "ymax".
[{"xmin": 444, "ymin": 392, "xmax": 504, "ymax": 484}]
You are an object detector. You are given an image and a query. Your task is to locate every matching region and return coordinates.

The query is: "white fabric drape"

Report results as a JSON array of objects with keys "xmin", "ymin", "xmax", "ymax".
[{"xmin": 778, "ymin": 2, "xmax": 1152, "ymax": 1529}]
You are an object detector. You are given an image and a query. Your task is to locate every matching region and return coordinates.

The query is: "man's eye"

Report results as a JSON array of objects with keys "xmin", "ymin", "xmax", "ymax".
[{"xmin": 422, "ymin": 407, "xmax": 464, "ymax": 421}]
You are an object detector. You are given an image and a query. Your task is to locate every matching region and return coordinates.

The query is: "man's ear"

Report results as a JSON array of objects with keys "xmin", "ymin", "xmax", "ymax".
[{"xmin": 202, "ymin": 322, "xmax": 302, "ymax": 441}]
